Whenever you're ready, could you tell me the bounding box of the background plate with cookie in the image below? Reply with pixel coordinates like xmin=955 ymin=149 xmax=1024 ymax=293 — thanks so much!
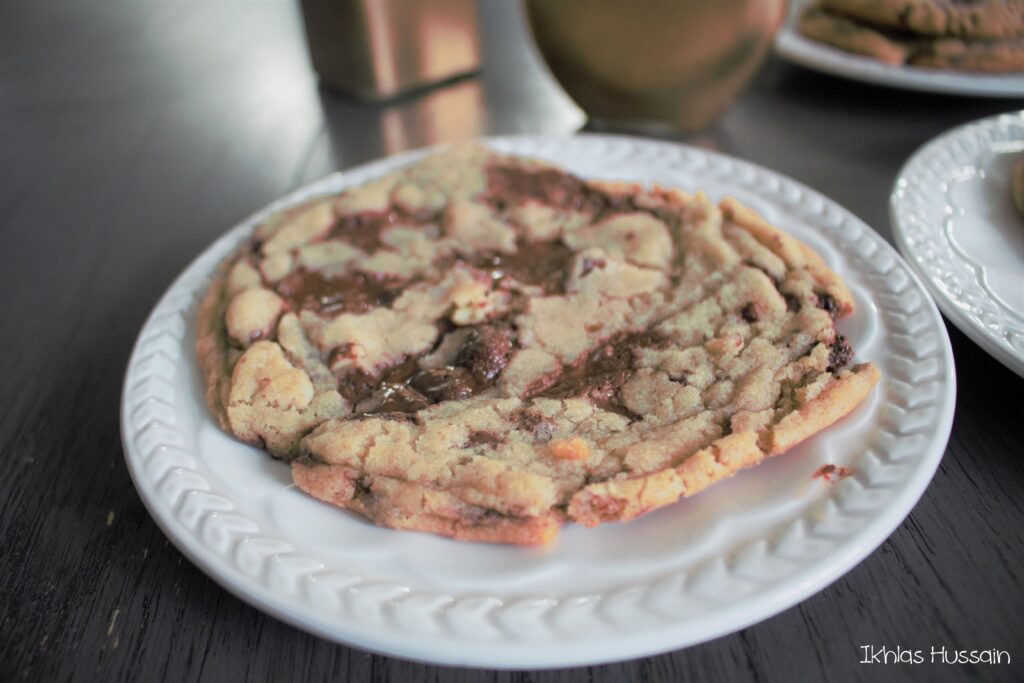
xmin=776 ymin=0 xmax=1024 ymax=96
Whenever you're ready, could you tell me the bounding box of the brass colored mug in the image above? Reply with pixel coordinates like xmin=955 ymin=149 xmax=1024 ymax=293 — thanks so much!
xmin=524 ymin=0 xmax=787 ymax=131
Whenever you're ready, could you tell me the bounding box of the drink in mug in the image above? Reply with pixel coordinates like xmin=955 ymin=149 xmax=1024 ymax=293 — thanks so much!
xmin=525 ymin=0 xmax=787 ymax=131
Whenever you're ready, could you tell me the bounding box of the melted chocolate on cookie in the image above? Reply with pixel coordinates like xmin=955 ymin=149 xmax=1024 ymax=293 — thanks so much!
xmin=276 ymin=270 xmax=407 ymax=315
xmin=409 ymin=367 xmax=476 ymax=402
xmin=466 ymin=431 xmax=504 ymax=447
xmin=484 ymin=164 xmax=676 ymax=224
xmin=341 ymin=323 xmax=676 ymax=418
xmin=328 ymin=211 xmax=398 ymax=253
xmin=468 ymin=240 xmax=576 ymax=295
xmin=536 ymin=331 xmax=670 ymax=415
xmin=339 ymin=324 xmax=513 ymax=416
xmin=327 ymin=207 xmax=441 ymax=253
xmin=293 ymin=162 xmax=832 ymax=420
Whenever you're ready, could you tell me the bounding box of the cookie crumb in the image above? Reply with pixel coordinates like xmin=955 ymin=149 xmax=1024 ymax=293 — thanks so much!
xmin=813 ymin=464 xmax=854 ymax=482
xmin=549 ymin=437 xmax=590 ymax=461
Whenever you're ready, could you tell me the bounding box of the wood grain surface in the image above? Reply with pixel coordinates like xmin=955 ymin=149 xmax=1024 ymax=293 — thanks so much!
xmin=2 ymin=1 xmax=1022 ymax=681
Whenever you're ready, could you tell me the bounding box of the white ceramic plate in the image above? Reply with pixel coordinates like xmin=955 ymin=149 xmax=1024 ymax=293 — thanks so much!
xmin=775 ymin=1 xmax=1024 ymax=97
xmin=121 ymin=135 xmax=955 ymax=668
xmin=892 ymin=112 xmax=1024 ymax=378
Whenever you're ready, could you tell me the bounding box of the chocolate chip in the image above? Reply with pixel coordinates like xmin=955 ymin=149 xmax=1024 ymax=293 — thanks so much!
xmin=456 ymin=325 xmax=512 ymax=385
xmin=635 ymin=330 xmax=673 ymax=350
xmin=515 ymin=409 xmax=544 ymax=430
xmin=744 ymin=259 xmax=782 ymax=287
xmin=466 ymin=431 xmax=503 ymax=447
xmin=827 ymin=335 xmax=853 ymax=372
xmin=337 ymin=364 xmax=380 ymax=403
xmin=355 ymin=384 xmax=430 ymax=415
xmin=580 ymin=256 xmax=606 ymax=277
xmin=740 ymin=303 xmax=760 ymax=323
xmin=784 ymin=293 xmax=801 ymax=312
xmin=514 ymin=409 xmax=555 ymax=442
xmin=409 ymin=367 xmax=475 ymax=402
xmin=354 ymin=477 xmax=373 ymax=498
xmin=465 ymin=507 xmax=508 ymax=524
xmin=294 ymin=449 xmax=328 ymax=466
xmin=817 ymin=292 xmax=839 ymax=318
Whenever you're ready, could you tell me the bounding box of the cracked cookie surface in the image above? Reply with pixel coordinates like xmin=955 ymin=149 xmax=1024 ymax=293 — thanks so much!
xmin=197 ymin=145 xmax=880 ymax=545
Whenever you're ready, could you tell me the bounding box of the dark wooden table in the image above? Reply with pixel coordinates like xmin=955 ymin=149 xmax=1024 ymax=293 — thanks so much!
xmin=3 ymin=1 xmax=1023 ymax=681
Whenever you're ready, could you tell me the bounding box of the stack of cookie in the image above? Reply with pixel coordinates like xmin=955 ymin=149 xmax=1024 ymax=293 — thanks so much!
xmin=799 ymin=0 xmax=1024 ymax=71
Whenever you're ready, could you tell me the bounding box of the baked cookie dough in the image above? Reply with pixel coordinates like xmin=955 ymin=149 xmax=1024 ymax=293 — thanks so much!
xmin=198 ymin=145 xmax=880 ymax=544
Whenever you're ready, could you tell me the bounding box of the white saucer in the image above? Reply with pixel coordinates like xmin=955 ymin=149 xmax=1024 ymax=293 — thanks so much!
xmin=122 ymin=134 xmax=956 ymax=668
xmin=892 ymin=111 xmax=1024 ymax=378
